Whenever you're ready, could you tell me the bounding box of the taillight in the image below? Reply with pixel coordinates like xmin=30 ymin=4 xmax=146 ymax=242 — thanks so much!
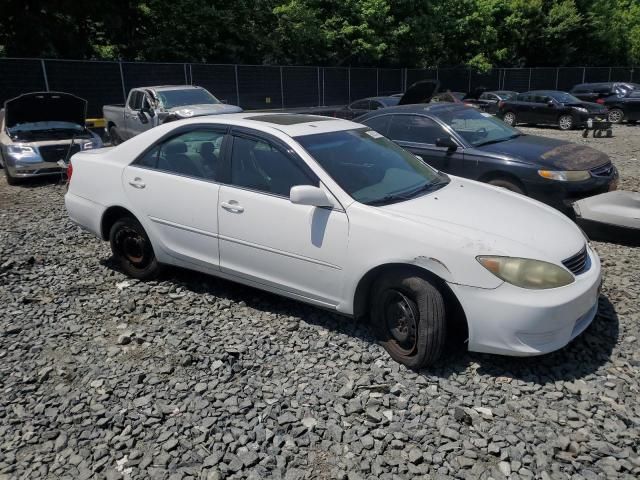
xmin=67 ymin=161 xmax=73 ymax=184
xmin=596 ymin=98 xmax=605 ymax=104
xmin=498 ymin=101 xmax=505 ymax=109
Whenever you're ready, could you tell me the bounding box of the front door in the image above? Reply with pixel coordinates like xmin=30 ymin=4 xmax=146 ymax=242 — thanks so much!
xmin=217 ymin=131 xmax=348 ymax=307
xmin=122 ymin=127 xmax=226 ymax=268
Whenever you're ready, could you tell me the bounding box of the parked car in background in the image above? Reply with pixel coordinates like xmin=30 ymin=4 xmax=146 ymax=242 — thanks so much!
xmin=358 ymin=103 xmax=617 ymax=214
xmin=0 ymin=92 xmax=103 ymax=185
xmin=103 ymin=85 xmax=242 ymax=144
xmin=473 ymin=90 xmax=518 ymax=114
xmin=431 ymin=91 xmax=465 ymax=104
xmin=497 ymin=90 xmax=608 ymax=130
xmin=570 ymin=82 xmax=640 ymax=124
xmin=298 ymin=96 xmax=402 ymax=119
xmin=65 ymin=112 xmax=601 ymax=369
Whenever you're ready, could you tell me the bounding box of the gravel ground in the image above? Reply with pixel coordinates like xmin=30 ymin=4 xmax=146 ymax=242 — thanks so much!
xmin=1 ymin=125 xmax=639 ymax=480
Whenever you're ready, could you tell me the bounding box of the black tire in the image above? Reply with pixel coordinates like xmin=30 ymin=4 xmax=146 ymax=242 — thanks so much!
xmin=607 ymin=109 xmax=624 ymax=124
xmin=558 ymin=114 xmax=574 ymax=130
xmin=606 ymin=129 xmax=613 ymax=138
xmin=109 ymin=216 xmax=161 ymax=280
xmin=371 ymin=270 xmax=446 ymax=369
xmin=502 ymin=111 xmax=516 ymax=126
xmin=487 ymin=178 xmax=525 ymax=195
xmin=109 ymin=126 xmax=123 ymax=146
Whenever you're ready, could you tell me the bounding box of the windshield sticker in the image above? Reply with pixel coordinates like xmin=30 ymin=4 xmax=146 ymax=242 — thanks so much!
xmin=366 ymin=130 xmax=384 ymax=139
xmin=481 ymin=112 xmax=492 ymax=117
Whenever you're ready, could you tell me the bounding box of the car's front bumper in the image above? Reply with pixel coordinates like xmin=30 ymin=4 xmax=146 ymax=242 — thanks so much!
xmin=449 ymin=245 xmax=601 ymax=356
xmin=5 ymin=161 xmax=65 ymax=178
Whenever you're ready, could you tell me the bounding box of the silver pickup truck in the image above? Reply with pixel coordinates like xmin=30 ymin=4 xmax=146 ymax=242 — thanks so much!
xmin=103 ymin=85 xmax=242 ymax=144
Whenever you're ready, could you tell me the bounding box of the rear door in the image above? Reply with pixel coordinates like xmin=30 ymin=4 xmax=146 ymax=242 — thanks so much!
xmin=387 ymin=114 xmax=465 ymax=174
xmin=217 ymin=129 xmax=348 ymax=306
xmin=513 ymin=94 xmax=535 ymax=122
xmin=123 ymin=90 xmax=144 ymax=139
xmin=122 ymin=127 xmax=226 ymax=268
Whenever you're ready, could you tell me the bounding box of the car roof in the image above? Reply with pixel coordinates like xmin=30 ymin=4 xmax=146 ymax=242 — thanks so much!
xmin=357 ymin=102 xmax=469 ymax=118
xmin=143 ymin=85 xmax=204 ymax=91
xmin=171 ymin=112 xmax=363 ymax=137
xmin=353 ymin=96 xmax=399 ymax=104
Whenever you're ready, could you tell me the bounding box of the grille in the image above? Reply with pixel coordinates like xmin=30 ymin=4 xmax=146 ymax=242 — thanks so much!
xmin=590 ymin=163 xmax=614 ymax=177
xmin=562 ymin=245 xmax=589 ymax=275
xmin=38 ymin=144 xmax=80 ymax=163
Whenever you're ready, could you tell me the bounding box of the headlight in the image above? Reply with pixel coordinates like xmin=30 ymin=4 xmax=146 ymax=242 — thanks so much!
xmin=538 ymin=170 xmax=591 ymax=181
xmin=574 ymin=107 xmax=588 ymax=114
xmin=7 ymin=145 xmax=36 ymax=155
xmin=81 ymin=141 xmax=94 ymax=150
xmin=477 ymin=256 xmax=574 ymax=289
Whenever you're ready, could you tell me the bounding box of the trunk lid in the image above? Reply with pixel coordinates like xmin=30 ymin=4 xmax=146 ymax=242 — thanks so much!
xmin=397 ymin=80 xmax=440 ymax=105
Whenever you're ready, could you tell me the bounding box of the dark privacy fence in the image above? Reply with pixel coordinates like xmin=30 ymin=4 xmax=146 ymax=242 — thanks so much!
xmin=0 ymin=58 xmax=636 ymax=117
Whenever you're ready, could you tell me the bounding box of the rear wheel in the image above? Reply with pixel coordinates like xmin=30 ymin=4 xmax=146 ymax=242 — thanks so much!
xmin=502 ymin=112 xmax=516 ymax=126
xmin=109 ymin=126 xmax=123 ymax=146
xmin=371 ymin=270 xmax=446 ymax=369
xmin=109 ymin=216 xmax=161 ymax=280
xmin=607 ymin=109 xmax=624 ymax=124
xmin=558 ymin=115 xmax=574 ymax=130
xmin=487 ymin=178 xmax=525 ymax=195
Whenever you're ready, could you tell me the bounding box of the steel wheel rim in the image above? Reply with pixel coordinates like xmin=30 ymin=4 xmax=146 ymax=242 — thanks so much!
xmin=383 ymin=290 xmax=418 ymax=355
xmin=608 ymin=110 xmax=623 ymax=123
xmin=115 ymin=226 xmax=151 ymax=268
xmin=504 ymin=113 xmax=515 ymax=125
xmin=559 ymin=116 xmax=572 ymax=130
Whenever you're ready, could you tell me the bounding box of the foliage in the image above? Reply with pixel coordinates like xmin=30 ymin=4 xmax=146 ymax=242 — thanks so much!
xmin=0 ymin=0 xmax=638 ymax=67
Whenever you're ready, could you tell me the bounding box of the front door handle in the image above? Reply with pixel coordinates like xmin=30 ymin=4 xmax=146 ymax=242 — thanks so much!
xmin=128 ymin=177 xmax=146 ymax=189
xmin=220 ymin=201 xmax=244 ymax=213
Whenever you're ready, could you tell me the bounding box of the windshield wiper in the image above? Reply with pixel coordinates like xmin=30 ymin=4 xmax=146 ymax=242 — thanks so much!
xmin=475 ymin=133 xmax=522 ymax=147
xmin=367 ymin=180 xmax=450 ymax=206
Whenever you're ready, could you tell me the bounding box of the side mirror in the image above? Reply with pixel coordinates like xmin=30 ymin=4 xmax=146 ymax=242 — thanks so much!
xmin=547 ymin=100 xmax=555 ymax=107
xmin=137 ymin=111 xmax=149 ymax=124
xmin=290 ymin=185 xmax=333 ymax=208
xmin=435 ymin=137 xmax=458 ymax=150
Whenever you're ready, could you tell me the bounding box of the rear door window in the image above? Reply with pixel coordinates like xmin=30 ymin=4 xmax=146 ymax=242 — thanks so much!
xmin=363 ymin=115 xmax=392 ymax=136
xmin=128 ymin=91 xmax=142 ymax=110
xmin=350 ymin=100 xmax=370 ymax=110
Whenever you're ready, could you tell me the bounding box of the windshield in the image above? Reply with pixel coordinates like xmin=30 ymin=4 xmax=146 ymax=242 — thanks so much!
xmin=296 ymin=128 xmax=448 ymax=205
xmin=8 ymin=121 xmax=84 ymax=133
xmin=548 ymin=92 xmax=582 ymax=103
xmin=157 ymin=88 xmax=220 ymax=109
xmin=437 ymin=107 xmax=521 ymax=147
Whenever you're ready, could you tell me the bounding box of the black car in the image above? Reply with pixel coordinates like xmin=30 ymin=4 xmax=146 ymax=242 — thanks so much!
xmin=473 ymin=90 xmax=518 ymax=114
xmin=295 ymin=96 xmax=401 ymax=120
xmin=497 ymin=90 xmax=608 ymax=130
xmin=570 ymin=82 xmax=640 ymax=124
xmin=357 ymin=103 xmax=618 ymax=214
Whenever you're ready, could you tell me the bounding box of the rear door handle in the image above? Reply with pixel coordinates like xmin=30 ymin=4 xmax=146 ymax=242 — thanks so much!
xmin=220 ymin=201 xmax=244 ymax=213
xmin=128 ymin=177 xmax=146 ymax=189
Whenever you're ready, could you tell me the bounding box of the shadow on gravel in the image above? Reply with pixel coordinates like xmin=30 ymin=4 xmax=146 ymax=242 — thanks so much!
xmin=104 ymin=259 xmax=619 ymax=384
xmin=1 ymin=173 xmax=66 ymax=188
xmin=425 ymin=294 xmax=619 ymax=384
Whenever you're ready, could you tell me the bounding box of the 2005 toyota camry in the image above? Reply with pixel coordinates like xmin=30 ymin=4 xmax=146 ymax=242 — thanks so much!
xmin=65 ymin=113 xmax=601 ymax=369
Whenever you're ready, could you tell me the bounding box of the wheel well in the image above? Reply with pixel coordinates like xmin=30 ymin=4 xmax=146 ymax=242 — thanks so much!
xmin=353 ymin=263 xmax=468 ymax=341
xmin=107 ymin=121 xmax=116 ymax=130
xmin=101 ymin=206 xmax=135 ymax=240
xmin=479 ymin=171 xmax=527 ymax=193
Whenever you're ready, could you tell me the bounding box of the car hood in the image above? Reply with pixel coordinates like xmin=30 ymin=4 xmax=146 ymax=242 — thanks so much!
xmin=4 ymin=92 xmax=87 ymax=129
xmin=167 ymin=103 xmax=243 ymax=117
xmin=397 ymin=80 xmax=439 ymax=105
xmin=379 ymin=177 xmax=584 ymax=262
xmin=565 ymin=101 xmax=607 ymax=114
xmin=472 ymin=134 xmax=610 ymax=170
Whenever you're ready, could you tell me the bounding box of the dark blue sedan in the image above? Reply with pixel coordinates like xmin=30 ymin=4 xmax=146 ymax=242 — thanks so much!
xmin=357 ymin=103 xmax=618 ymax=215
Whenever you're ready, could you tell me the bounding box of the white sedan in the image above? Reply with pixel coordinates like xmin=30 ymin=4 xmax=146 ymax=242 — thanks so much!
xmin=65 ymin=113 xmax=601 ymax=369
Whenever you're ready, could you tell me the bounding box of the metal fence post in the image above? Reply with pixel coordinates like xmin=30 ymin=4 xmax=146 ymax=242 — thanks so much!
xmin=528 ymin=68 xmax=532 ymax=90
xmin=555 ymin=68 xmax=559 ymax=89
xmin=582 ymin=67 xmax=586 ymax=83
xmin=234 ymin=65 xmax=240 ymax=106
xmin=348 ymin=67 xmax=351 ymax=103
xmin=118 ymin=61 xmax=127 ymax=103
xmin=322 ymin=68 xmax=325 ymax=106
xmin=608 ymin=67 xmax=612 ymax=82
xmin=317 ymin=67 xmax=321 ymax=106
xmin=279 ymin=66 xmax=285 ymax=109
xmin=40 ymin=59 xmax=49 ymax=91
xmin=189 ymin=64 xmax=193 ymax=85
xmin=468 ymin=69 xmax=472 ymax=92
xmin=376 ymin=68 xmax=379 ymax=96
xmin=183 ymin=63 xmax=188 ymax=84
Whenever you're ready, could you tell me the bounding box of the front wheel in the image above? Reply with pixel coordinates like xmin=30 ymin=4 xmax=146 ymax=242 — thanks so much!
xmin=502 ymin=112 xmax=516 ymax=126
xmin=109 ymin=216 xmax=162 ymax=280
xmin=607 ymin=109 xmax=624 ymax=124
xmin=371 ymin=271 xmax=446 ymax=369
xmin=109 ymin=126 xmax=123 ymax=146
xmin=487 ymin=178 xmax=525 ymax=195
xmin=558 ymin=115 xmax=574 ymax=130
